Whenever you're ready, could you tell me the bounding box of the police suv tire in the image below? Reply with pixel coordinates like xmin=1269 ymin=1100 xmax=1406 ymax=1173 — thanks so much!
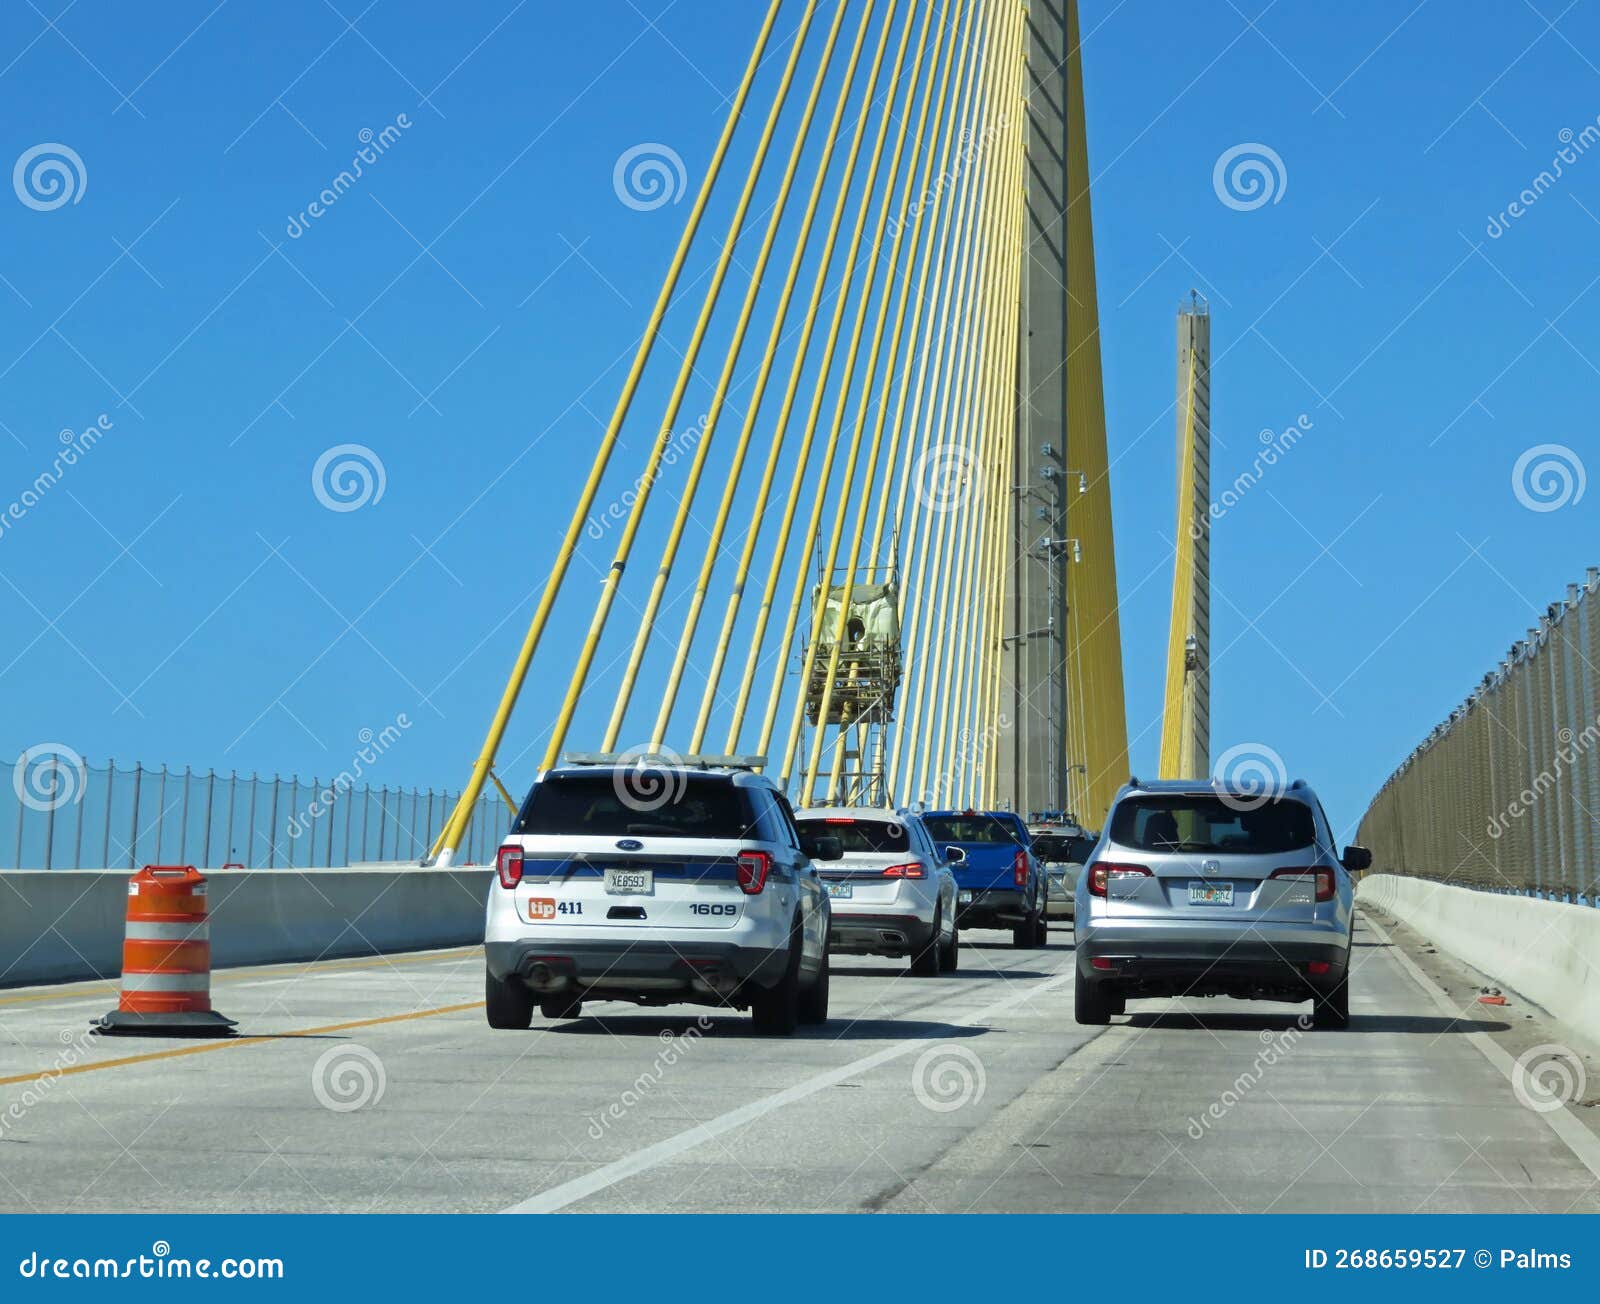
xmin=798 ymin=939 xmax=830 ymax=1026
xmin=485 ymin=970 xmax=534 ymax=1030
xmin=752 ymin=925 xmax=803 ymax=1036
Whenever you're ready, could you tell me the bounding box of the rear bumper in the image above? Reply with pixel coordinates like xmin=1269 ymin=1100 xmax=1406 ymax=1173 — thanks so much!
xmin=955 ymin=887 xmax=1029 ymax=928
xmin=485 ymin=938 xmax=788 ymax=999
xmin=829 ymin=912 xmax=933 ymax=955
xmin=1076 ymin=921 xmax=1350 ymax=997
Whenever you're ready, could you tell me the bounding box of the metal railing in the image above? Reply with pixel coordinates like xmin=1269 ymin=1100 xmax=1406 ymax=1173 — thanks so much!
xmin=1359 ymin=566 xmax=1600 ymax=902
xmin=2 ymin=755 xmax=510 ymax=870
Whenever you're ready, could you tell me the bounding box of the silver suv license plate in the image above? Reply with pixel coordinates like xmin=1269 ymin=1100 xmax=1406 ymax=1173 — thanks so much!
xmin=1188 ymin=882 xmax=1233 ymax=907
xmin=604 ymin=867 xmax=653 ymax=895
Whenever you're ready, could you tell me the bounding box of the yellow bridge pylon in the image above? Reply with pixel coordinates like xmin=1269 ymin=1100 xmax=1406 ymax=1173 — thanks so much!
xmin=1159 ymin=296 xmax=1212 ymax=780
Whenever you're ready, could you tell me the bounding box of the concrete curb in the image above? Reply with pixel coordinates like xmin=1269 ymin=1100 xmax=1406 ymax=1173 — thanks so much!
xmin=0 ymin=869 xmax=492 ymax=988
xmin=1358 ymin=873 xmax=1600 ymax=1045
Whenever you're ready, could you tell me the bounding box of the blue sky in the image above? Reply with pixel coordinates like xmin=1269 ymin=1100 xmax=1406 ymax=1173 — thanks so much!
xmin=1 ymin=0 xmax=1598 ymax=840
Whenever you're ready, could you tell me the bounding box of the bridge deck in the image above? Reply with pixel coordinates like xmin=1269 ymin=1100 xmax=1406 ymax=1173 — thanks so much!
xmin=1 ymin=913 xmax=1595 ymax=1214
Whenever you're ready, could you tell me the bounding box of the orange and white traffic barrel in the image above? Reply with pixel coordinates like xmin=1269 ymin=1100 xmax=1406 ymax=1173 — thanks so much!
xmin=93 ymin=865 xmax=235 ymax=1037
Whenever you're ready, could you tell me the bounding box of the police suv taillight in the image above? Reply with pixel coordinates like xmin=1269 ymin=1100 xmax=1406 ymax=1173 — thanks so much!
xmin=736 ymin=849 xmax=772 ymax=895
xmin=496 ymin=845 xmax=524 ymax=889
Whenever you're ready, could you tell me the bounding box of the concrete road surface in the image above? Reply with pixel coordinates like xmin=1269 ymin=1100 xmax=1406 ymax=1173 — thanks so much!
xmin=2 ymin=909 xmax=1597 ymax=1213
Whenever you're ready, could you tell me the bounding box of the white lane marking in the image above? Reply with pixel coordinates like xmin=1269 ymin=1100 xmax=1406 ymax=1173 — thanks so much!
xmin=1365 ymin=910 xmax=1600 ymax=1183
xmin=501 ymin=962 xmax=1079 ymax=1214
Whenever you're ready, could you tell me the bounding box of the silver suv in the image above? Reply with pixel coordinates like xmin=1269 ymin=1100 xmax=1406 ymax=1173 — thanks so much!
xmin=1073 ymin=778 xmax=1370 ymax=1028
xmin=793 ymin=807 xmax=959 ymax=975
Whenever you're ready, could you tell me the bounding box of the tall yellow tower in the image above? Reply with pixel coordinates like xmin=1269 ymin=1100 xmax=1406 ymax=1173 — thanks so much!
xmin=1159 ymin=296 xmax=1211 ymax=779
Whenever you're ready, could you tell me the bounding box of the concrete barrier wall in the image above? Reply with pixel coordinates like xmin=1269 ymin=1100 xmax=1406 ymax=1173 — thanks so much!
xmin=0 ymin=869 xmax=493 ymax=988
xmin=1359 ymin=873 xmax=1600 ymax=1045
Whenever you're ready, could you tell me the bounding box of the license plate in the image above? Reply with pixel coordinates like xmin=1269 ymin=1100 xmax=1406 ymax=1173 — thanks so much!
xmin=604 ymin=868 xmax=653 ymax=895
xmin=826 ymin=882 xmax=853 ymax=899
xmin=958 ymin=890 xmax=973 ymax=904
xmin=1188 ymin=882 xmax=1234 ymax=907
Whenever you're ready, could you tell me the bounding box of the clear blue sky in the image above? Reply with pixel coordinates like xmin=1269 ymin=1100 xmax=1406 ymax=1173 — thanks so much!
xmin=2 ymin=0 xmax=1597 ymax=840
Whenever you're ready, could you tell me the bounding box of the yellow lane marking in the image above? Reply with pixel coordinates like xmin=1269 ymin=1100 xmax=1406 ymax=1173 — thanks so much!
xmin=0 ymin=1000 xmax=485 ymax=1088
xmin=0 ymin=946 xmax=481 ymax=1007
xmin=0 ymin=984 xmax=118 ymax=1006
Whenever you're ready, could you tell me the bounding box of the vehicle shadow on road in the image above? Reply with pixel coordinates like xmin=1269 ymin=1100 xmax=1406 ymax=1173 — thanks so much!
xmin=1121 ymin=1010 xmax=1512 ymax=1034
xmin=1344 ymin=1013 xmax=1512 ymax=1034
xmin=829 ymin=964 xmax=1053 ymax=981
xmin=960 ymin=937 xmax=1074 ymax=953
xmin=805 ymin=1017 xmax=985 ymax=1041
xmin=538 ymin=1013 xmax=988 ymax=1040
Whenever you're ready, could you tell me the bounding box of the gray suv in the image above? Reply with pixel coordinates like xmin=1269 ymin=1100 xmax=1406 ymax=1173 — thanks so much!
xmin=1073 ymin=778 xmax=1369 ymax=1028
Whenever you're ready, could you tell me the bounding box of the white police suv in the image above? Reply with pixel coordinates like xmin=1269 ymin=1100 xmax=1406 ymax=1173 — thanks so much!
xmin=484 ymin=754 xmax=838 ymax=1036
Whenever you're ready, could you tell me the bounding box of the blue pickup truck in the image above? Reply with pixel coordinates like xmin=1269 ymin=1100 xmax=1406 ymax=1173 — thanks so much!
xmin=921 ymin=810 xmax=1049 ymax=948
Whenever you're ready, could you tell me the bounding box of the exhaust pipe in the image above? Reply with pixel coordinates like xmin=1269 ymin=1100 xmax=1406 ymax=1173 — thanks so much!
xmin=526 ymin=961 xmax=572 ymax=991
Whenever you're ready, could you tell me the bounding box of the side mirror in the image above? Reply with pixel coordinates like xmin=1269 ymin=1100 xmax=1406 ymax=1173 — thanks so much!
xmin=1342 ymin=845 xmax=1372 ymax=873
xmin=943 ymin=845 xmax=966 ymax=865
xmin=803 ymin=834 xmax=843 ymax=862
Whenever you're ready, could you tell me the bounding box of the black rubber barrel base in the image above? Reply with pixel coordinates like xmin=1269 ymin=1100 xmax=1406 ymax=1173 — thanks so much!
xmin=92 ymin=1009 xmax=237 ymax=1038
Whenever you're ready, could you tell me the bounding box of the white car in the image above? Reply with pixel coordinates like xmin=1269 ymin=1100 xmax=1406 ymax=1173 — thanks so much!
xmin=484 ymin=756 xmax=836 ymax=1036
xmin=793 ymin=806 xmax=958 ymax=975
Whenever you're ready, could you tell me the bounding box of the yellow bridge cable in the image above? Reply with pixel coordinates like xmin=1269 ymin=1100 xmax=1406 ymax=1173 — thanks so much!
xmin=979 ymin=103 xmax=1027 ymax=815
xmin=920 ymin=68 xmax=1014 ymax=806
xmin=648 ymin=1 xmax=880 ymax=754
xmin=814 ymin=0 xmax=993 ymax=807
xmin=877 ymin=0 xmax=999 ymax=598
xmin=597 ymin=0 xmax=853 ymax=750
xmin=429 ymin=0 xmax=784 ymax=861
xmin=673 ymin=3 xmax=903 ymax=756
xmin=974 ymin=130 xmax=1024 ymax=807
xmin=540 ymin=0 xmax=823 ymax=771
xmin=938 ymin=183 xmax=1011 ymax=801
xmin=960 ymin=17 xmax=1026 ymax=807
xmin=959 ymin=74 xmax=1025 ymax=807
xmin=862 ymin=2 xmax=991 ymax=580
xmin=757 ymin=0 xmax=940 ymax=777
xmin=787 ymin=0 xmax=967 ymax=799
xmin=980 ymin=24 xmax=1038 ymax=810
xmin=715 ymin=0 xmax=915 ymax=755
xmin=791 ymin=0 xmax=971 ymax=802
xmin=707 ymin=0 xmax=985 ymax=764
xmin=893 ymin=9 xmax=1009 ymax=803
xmin=883 ymin=0 xmax=1003 ymax=799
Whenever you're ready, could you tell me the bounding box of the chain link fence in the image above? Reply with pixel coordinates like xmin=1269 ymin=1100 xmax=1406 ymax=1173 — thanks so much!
xmin=2 ymin=753 xmax=510 ymax=870
xmin=1359 ymin=567 xmax=1600 ymax=902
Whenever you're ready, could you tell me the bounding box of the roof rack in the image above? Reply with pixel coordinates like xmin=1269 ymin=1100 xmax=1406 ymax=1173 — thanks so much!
xmin=560 ymin=751 xmax=767 ymax=772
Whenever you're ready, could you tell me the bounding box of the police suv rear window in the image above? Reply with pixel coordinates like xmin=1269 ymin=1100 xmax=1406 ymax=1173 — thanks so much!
xmin=795 ymin=818 xmax=908 ymax=854
xmin=513 ymin=773 xmax=753 ymax=839
xmin=1108 ymin=796 xmax=1314 ymax=854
